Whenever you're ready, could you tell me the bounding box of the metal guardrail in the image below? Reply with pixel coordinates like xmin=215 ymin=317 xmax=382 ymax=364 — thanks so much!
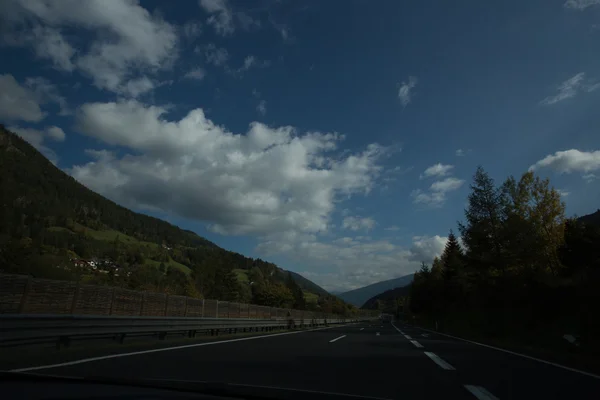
xmin=0 ymin=314 xmax=360 ymax=348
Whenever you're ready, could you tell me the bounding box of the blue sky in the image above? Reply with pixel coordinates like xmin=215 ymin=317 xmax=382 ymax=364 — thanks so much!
xmin=1 ymin=0 xmax=599 ymax=291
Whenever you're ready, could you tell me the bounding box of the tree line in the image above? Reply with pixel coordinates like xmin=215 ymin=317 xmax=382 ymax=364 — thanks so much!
xmin=408 ymin=167 xmax=600 ymax=350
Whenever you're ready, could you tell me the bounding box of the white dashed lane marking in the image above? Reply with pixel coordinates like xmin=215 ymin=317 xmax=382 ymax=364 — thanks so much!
xmin=410 ymin=340 xmax=424 ymax=348
xmin=329 ymin=335 xmax=346 ymax=343
xmin=464 ymin=385 xmax=499 ymax=400
xmin=424 ymin=352 xmax=455 ymax=370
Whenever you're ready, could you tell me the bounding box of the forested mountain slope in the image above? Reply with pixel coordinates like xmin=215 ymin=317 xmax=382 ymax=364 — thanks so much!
xmin=361 ymin=285 xmax=411 ymax=312
xmin=0 ymin=126 xmax=347 ymax=313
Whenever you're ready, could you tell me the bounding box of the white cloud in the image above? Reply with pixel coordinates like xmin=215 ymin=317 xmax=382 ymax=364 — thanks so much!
xmin=529 ymin=149 xmax=600 ymax=174
xmin=185 ymin=67 xmax=206 ymax=81
xmin=540 ymin=72 xmax=600 ymax=105
xmin=25 ymin=77 xmax=70 ymax=116
xmin=46 ymin=126 xmax=66 ymax=142
xmin=200 ymin=0 xmax=234 ymax=36
xmin=420 ymin=163 xmax=454 ymax=179
xmin=202 ymin=44 xmax=229 ymax=66
xmin=583 ymin=173 xmax=597 ymax=183
xmin=256 ymin=100 xmax=267 ymax=115
xmin=2 ymin=0 xmax=178 ymax=96
xmin=236 ymin=12 xmax=261 ymax=31
xmin=398 ymin=76 xmax=418 ymax=107
xmin=408 ymin=235 xmax=447 ymax=263
xmin=557 ymin=190 xmax=570 ymax=197
xmin=385 ymin=225 xmax=401 ymax=231
xmin=260 ymin=234 xmax=447 ymax=292
xmin=30 ymin=25 xmax=76 ymax=71
xmin=587 ymin=82 xmax=600 ymax=92
xmin=455 ymin=149 xmax=465 ymax=156
xmin=182 ymin=20 xmax=202 ymax=38
xmin=240 ymin=56 xmax=256 ymax=71
xmin=430 ymin=177 xmax=465 ymax=192
xmin=271 ymin=20 xmax=290 ymax=41
xmin=411 ymin=189 xmax=444 ymax=206
xmin=0 ymin=75 xmax=69 ymax=121
xmin=540 ymin=73 xmax=584 ymax=105
xmin=0 ymin=74 xmax=45 ymax=122
xmin=8 ymin=125 xmax=66 ymax=164
xmin=564 ymin=0 xmax=600 ymax=10
xmin=342 ymin=216 xmax=376 ymax=232
xmin=119 ymin=76 xmax=155 ymax=98
xmin=199 ymin=0 xmax=260 ymax=36
xmin=237 ymin=55 xmax=270 ymax=74
xmin=71 ymin=100 xmax=385 ymax=237
xmin=412 ymin=177 xmax=465 ymax=207
xmin=199 ymin=0 xmax=229 ymax=14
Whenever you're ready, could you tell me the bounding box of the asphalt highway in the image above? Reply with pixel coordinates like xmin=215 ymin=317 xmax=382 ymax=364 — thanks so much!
xmin=8 ymin=321 xmax=600 ymax=399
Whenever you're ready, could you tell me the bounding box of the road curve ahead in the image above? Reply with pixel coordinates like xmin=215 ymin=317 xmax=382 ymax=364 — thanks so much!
xmin=9 ymin=322 xmax=600 ymax=399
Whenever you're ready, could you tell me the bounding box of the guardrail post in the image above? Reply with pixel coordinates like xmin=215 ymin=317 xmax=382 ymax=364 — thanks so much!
xmin=139 ymin=293 xmax=145 ymax=316
xmin=109 ymin=288 xmax=116 ymax=315
xmin=70 ymin=282 xmax=80 ymax=314
xmin=18 ymin=276 xmax=32 ymax=313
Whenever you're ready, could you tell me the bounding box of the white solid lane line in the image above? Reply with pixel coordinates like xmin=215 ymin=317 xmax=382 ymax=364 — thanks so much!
xmin=414 ymin=326 xmax=600 ymax=380
xmin=404 ymin=334 xmax=412 ymax=340
xmin=11 ymin=325 xmax=343 ymax=372
xmin=424 ymin=352 xmax=456 ymax=370
xmin=464 ymin=385 xmax=499 ymax=400
xmin=410 ymin=340 xmax=424 ymax=348
xmin=231 ymin=383 xmax=395 ymax=400
xmin=330 ymin=335 xmax=347 ymax=343
xmin=390 ymin=321 xmax=405 ymax=336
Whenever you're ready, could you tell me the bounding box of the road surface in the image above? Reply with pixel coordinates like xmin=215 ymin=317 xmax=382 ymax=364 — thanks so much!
xmin=9 ymin=321 xmax=600 ymax=399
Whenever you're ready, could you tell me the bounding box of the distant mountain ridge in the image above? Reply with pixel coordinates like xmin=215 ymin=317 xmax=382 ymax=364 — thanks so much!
xmin=361 ymin=285 xmax=412 ymax=311
xmin=337 ymin=274 xmax=414 ymax=307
